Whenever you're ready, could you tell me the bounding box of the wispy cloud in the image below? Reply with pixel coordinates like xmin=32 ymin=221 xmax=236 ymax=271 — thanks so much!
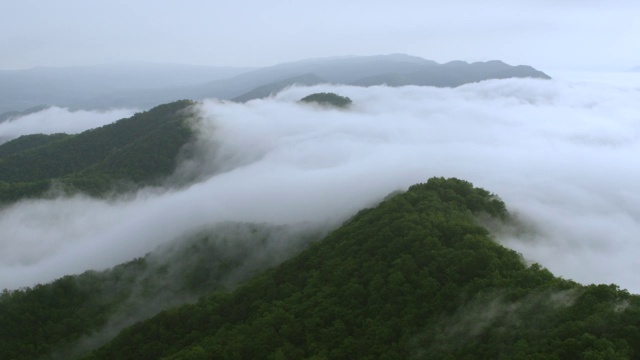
xmin=1 ymin=75 xmax=639 ymax=292
xmin=0 ymin=107 xmax=135 ymax=143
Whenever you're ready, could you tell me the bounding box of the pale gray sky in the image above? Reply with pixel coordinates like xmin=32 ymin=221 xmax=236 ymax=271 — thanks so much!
xmin=1 ymin=1 xmax=639 ymax=70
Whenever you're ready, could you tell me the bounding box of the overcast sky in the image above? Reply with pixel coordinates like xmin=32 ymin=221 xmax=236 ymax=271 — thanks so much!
xmin=1 ymin=0 xmax=639 ymax=71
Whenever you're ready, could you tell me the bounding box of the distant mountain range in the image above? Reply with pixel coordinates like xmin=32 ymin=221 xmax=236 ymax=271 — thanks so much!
xmin=0 ymin=54 xmax=550 ymax=114
xmin=0 ymin=105 xmax=50 ymax=123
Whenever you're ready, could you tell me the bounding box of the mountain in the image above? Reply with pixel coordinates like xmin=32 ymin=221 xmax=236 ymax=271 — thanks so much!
xmin=299 ymin=92 xmax=353 ymax=108
xmin=81 ymin=178 xmax=640 ymax=359
xmin=0 ymin=105 xmax=49 ymax=123
xmin=0 ymin=100 xmax=195 ymax=202
xmin=0 ymin=177 xmax=616 ymax=359
xmin=0 ymin=55 xmax=551 ymax=113
xmin=181 ymin=55 xmax=550 ymax=103
xmin=0 ymin=222 xmax=327 ymax=360
xmin=352 ymin=60 xmax=551 ymax=87
xmin=229 ymin=54 xmax=436 ymax=86
xmin=232 ymin=73 xmax=326 ymax=102
xmin=2 ymin=178 xmax=639 ymax=359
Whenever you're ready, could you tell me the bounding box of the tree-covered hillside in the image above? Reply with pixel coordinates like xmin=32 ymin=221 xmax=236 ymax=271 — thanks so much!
xmin=299 ymin=92 xmax=352 ymax=108
xmin=0 ymin=100 xmax=195 ymax=202
xmin=0 ymin=223 xmax=327 ymax=360
xmin=76 ymin=178 xmax=640 ymax=359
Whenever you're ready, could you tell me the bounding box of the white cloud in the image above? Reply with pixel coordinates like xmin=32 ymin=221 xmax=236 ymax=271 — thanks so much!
xmin=0 ymin=107 xmax=135 ymax=143
xmin=1 ymin=74 xmax=639 ymax=293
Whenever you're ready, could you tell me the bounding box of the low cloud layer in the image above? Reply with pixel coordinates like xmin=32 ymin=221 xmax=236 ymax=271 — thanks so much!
xmin=1 ymin=74 xmax=639 ymax=292
xmin=0 ymin=107 xmax=135 ymax=143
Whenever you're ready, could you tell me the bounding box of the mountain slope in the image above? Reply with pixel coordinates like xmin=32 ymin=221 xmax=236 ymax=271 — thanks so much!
xmin=0 ymin=100 xmax=195 ymax=202
xmin=352 ymin=60 xmax=550 ymax=87
xmin=0 ymin=222 xmax=328 ymax=360
xmin=0 ymin=133 xmax=71 ymax=158
xmin=83 ymin=178 xmax=640 ymax=359
xmin=182 ymin=55 xmax=550 ymax=102
xmin=0 ymin=55 xmax=551 ymax=112
xmin=0 ymin=105 xmax=50 ymax=123
xmin=232 ymin=73 xmax=326 ymax=102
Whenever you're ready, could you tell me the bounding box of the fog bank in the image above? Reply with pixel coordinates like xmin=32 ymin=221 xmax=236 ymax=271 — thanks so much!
xmin=1 ymin=74 xmax=639 ymax=292
xmin=0 ymin=107 xmax=135 ymax=144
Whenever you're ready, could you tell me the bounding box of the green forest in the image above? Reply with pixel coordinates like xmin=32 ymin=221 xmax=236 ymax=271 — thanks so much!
xmin=2 ymin=177 xmax=639 ymax=359
xmin=0 ymin=223 xmax=326 ymax=360
xmin=299 ymin=93 xmax=352 ymax=108
xmin=0 ymin=100 xmax=195 ymax=203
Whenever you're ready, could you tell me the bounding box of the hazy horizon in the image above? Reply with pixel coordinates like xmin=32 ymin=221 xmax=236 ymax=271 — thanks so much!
xmin=2 ymin=1 xmax=639 ymax=71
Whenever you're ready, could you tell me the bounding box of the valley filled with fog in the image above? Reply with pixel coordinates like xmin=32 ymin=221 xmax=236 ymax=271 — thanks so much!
xmin=1 ymin=72 xmax=639 ymax=293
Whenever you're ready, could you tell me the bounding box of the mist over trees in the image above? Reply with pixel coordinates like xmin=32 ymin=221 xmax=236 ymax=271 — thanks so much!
xmin=1 ymin=60 xmax=639 ymax=359
xmin=0 ymin=222 xmax=327 ymax=359
xmin=2 ymin=178 xmax=640 ymax=359
xmin=0 ymin=100 xmax=194 ymax=202
xmin=80 ymin=178 xmax=640 ymax=359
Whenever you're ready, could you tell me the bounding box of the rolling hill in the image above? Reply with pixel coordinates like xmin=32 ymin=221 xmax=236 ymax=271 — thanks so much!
xmin=0 ymin=222 xmax=328 ymax=360
xmin=76 ymin=178 xmax=640 ymax=359
xmin=0 ymin=100 xmax=195 ymax=202
xmin=2 ymin=178 xmax=637 ymax=359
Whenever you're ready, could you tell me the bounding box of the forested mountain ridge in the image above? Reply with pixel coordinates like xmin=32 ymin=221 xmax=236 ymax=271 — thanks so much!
xmin=77 ymin=178 xmax=640 ymax=359
xmin=0 ymin=100 xmax=195 ymax=202
xmin=299 ymin=92 xmax=353 ymax=108
xmin=0 ymin=222 xmax=328 ymax=360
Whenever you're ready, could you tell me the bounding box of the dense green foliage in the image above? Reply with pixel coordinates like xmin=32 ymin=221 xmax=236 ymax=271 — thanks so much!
xmin=77 ymin=178 xmax=640 ymax=359
xmin=299 ymin=92 xmax=352 ymax=108
xmin=0 ymin=223 xmax=325 ymax=360
xmin=0 ymin=133 xmax=71 ymax=158
xmin=0 ymin=100 xmax=195 ymax=202
xmin=3 ymin=178 xmax=638 ymax=359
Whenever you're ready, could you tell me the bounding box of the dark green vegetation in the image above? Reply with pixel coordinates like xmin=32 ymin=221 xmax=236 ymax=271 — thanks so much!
xmin=51 ymin=178 xmax=637 ymax=359
xmin=299 ymin=92 xmax=353 ymax=108
xmin=0 ymin=100 xmax=195 ymax=202
xmin=3 ymin=178 xmax=638 ymax=359
xmin=0 ymin=223 xmax=327 ymax=360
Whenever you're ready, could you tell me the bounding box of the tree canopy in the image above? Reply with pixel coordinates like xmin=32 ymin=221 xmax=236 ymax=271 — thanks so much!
xmin=0 ymin=100 xmax=195 ymax=202
xmin=76 ymin=178 xmax=640 ymax=359
xmin=299 ymin=92 xmax=352 ymax=108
